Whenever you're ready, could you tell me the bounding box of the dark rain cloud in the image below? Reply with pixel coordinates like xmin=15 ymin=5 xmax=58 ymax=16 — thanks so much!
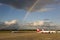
xmin=0 ymin=0 xmax=60 ymax=11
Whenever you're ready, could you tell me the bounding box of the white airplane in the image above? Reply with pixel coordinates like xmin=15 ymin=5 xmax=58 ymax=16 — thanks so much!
xmin=11 ymin=31 xmax=19 ymax=33
xmin=37 ymin=28 xmax=56 ymax=33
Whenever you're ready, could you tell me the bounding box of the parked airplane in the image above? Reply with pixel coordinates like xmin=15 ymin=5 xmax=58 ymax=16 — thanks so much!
xmin=37 ymin=28 xmax=56 ymax=33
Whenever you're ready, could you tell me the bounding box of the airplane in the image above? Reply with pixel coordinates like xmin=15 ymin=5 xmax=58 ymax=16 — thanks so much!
xmin=37 ymin=28 xmax=56 ymax=33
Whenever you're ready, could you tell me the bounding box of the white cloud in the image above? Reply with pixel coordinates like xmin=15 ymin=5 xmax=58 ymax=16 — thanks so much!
xmin=28 ymin=21 xmax=44 ymax=26
xmin=5 ymin=20 xmax=17 ymax=25
xmin=27 ymin=20 xmax=56 ymax=26
xmin=37 ymin=8 xmax=54 ymax=12
xmin=32 ymin=21 xmax=44 ymax=26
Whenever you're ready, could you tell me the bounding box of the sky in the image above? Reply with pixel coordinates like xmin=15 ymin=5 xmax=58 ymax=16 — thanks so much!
xmin=0 ymin=0 xmax=60 ymax=25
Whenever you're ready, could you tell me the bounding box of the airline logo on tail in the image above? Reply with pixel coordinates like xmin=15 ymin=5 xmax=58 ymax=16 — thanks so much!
xmin=37 ymin=28 xmax=40 ymax=32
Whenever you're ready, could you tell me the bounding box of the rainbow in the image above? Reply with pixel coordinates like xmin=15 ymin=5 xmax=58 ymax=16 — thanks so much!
xmin=23 ymin=0 xmax=39 ymax=21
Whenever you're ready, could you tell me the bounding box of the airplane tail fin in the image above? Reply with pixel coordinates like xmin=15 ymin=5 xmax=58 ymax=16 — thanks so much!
xmin=37 ymin=28 xmax=40 ymax=32
xmin=42 ymin=29 xmax=44 ymax=31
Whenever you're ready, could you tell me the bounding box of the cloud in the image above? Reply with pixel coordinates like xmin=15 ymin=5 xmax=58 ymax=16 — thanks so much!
xmin=5 ymin=20 xmax=17 ymax=25
xmin=0 ymin=20 xmax=20 ymax=30
xmin=0 ymin=0 xmax=60 ymax=11
xmin=37 ymin=8 xmax=54 ymax=12
xmin=27 ymin=20 xmax=56 ymax=26
xmin=27 ymin=20 xmax=45 ymax=26
xmin=32 ymin=21 xmax=44 ymax=26
xmin=0 ymin=20 xmax=59 ymax=30
xmin=0 ymin=3 xmax=3 ymax=5
xmin=24 ymin=20 xmax=58 ymax=30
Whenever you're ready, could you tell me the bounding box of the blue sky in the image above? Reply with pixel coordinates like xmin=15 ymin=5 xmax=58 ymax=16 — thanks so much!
xmin=0 ymin=3 xmax=60 ymax=25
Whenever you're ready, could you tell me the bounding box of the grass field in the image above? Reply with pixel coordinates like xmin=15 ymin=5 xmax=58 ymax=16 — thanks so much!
xmin=0 ymin=31 xmax=60 ymax=40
